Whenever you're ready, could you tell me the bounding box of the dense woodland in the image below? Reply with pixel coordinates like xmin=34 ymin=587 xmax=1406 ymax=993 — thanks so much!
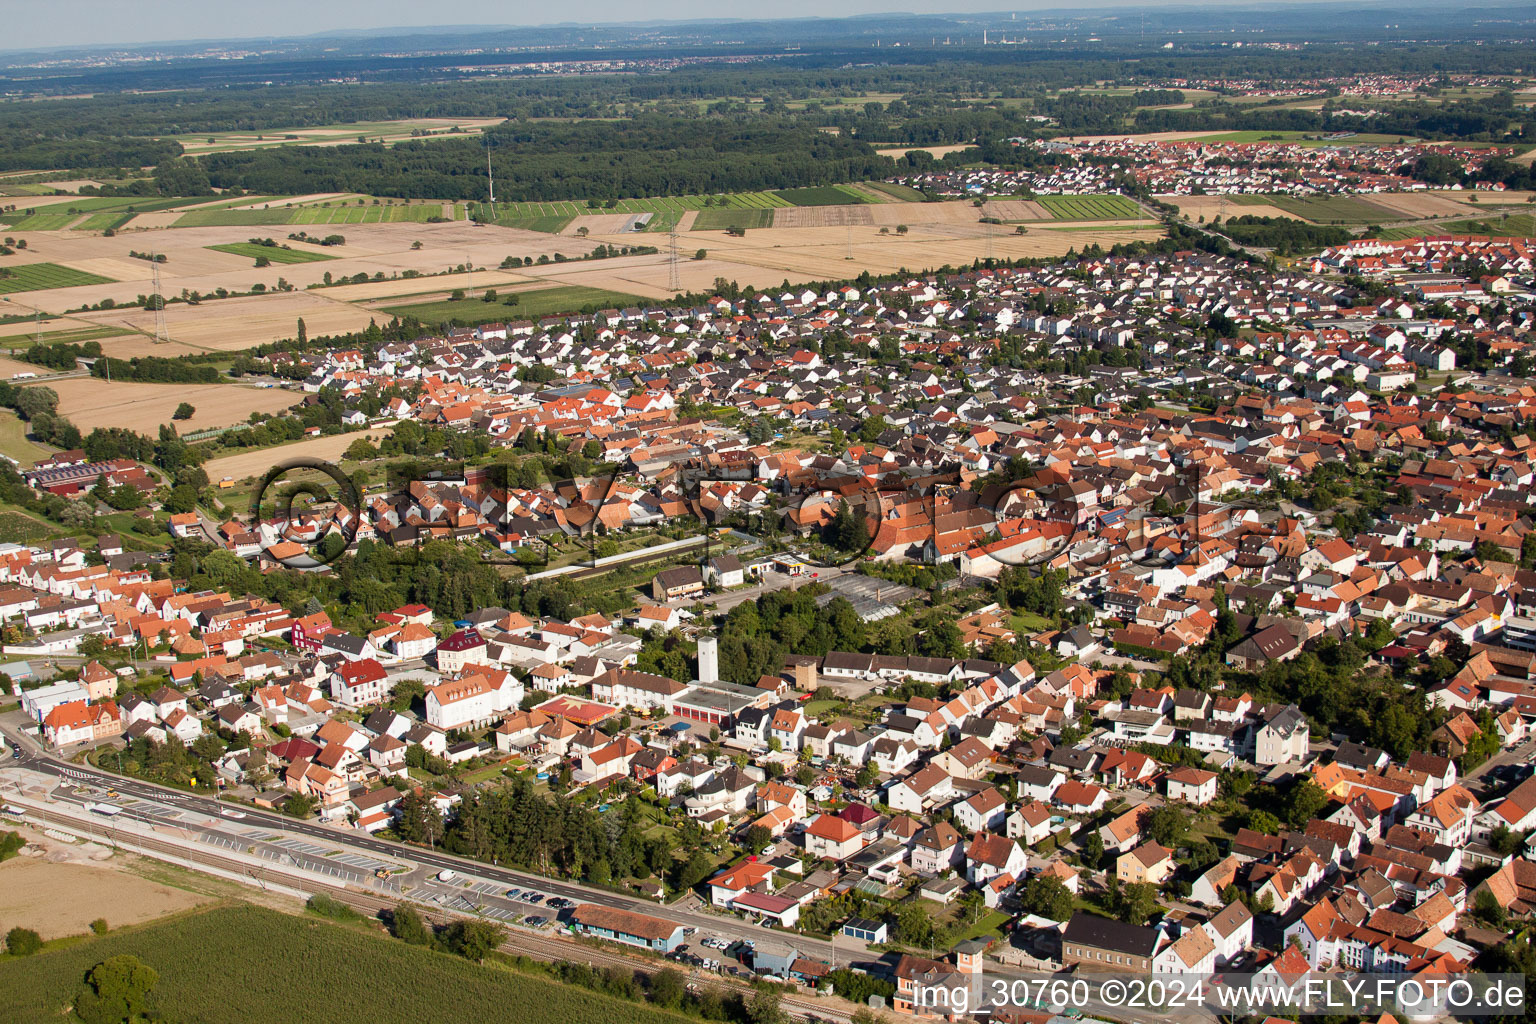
xmin=199 ymin=118 xmax=894 ymax=201
xmin=0 ymin=40 xmax=1529 ymax=185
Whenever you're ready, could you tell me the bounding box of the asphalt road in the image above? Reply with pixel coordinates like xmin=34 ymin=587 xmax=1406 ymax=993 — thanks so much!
xmin=0 ymin=722 xmax=863 ymax=967
xmin=0 ymin=724 xmax=1202 ymax=1024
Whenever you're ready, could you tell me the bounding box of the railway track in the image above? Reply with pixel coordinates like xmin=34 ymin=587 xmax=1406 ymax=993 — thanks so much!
xmin=23 ymin=804 xmax=857 ymax=1024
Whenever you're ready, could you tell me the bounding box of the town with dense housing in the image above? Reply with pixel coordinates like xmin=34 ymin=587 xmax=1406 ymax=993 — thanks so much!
xmin=0 ymin=8 xmax=1535 ymax=1024
xmin=4 ymin=203 xmax=1536 ymax=1022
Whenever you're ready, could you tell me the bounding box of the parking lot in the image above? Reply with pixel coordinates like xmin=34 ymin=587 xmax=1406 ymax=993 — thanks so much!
xmin=668 ymin=931 xmax=755 ymax=974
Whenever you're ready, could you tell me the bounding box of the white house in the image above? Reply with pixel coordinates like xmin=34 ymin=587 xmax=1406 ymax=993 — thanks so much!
xmin=426 ymin=672 xmax=523 ymax=731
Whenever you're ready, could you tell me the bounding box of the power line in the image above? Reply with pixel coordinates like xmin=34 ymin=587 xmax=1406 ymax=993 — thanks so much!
xmin=150 ymin=258 xmax=167 ymax=344
xmin=667 ymin=228 xmax=681 ymax=293
xmin=485 ymin=136 xmax=496 ymax=206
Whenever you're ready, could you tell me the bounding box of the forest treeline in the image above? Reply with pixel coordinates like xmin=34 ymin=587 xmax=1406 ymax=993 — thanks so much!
xmin=0 ymin=41 xmax=1531 ymax=176
xmin=199 ymin=117 xmax=896 ymax=201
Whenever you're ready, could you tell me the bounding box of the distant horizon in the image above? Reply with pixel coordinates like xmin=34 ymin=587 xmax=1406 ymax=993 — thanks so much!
xmin=1 ymin=0 xmax=1498 ymax=54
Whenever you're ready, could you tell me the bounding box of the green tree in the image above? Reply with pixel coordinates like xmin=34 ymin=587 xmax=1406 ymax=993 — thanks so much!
xmin=391 ymin=904 xmax=434 ymax=946
xmin=391 ymin=677 xmax=426 ymax=713
xmin=1145 ymin=805 xmax=1189 ymax=849
xmin=172 ymin=402 xmax=195 ymax=421
xmin=1079 ymin=831 xmax=1105 ymax=869
xmin=14 ymin=385 xmax=58 ymax=420
xmin=73 ymin=954 xmax=160 ymax=1024
xmin=893 ymin=900 xmax=935 ymax=947
xmin=5 ymin=926 xmax=42 ymax=955
xmin=441 ymin=918 xmax=503 ymax=962
xmin=748 ymin=988 xmax=786 ymax=1024
xmin=1245 ymin=809 xmax=1282 ymax=835
xmin=649 ymin=966 xmax=685 ymax=1008
xmin=283 ymin=792 xmax=316 ymax=818
xmin=1114 ymin=882 xmax=1159 ymax=925
xmin=1019 ymin=875 xmax=1073 ymax=921
xmin=744 ymin=824 xmax=773 ymax=854
xmin=345 ymin=437 xmax=378 ymax=461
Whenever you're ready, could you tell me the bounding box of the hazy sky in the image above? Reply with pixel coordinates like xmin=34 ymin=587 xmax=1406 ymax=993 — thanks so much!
xmin=10 ymin=1 xmax=1229 ymax=51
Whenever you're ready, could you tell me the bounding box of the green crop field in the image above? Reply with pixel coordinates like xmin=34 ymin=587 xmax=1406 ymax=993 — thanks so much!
xmin=381 ymin=284 xmax=649 ymax=325
xmin=691 ymin=207 xmax=776 ymax=231
xmin=207 ymin=242 xmax=338 ymax=264
xmin=176 ymin=203 xmax=448 ymax=228
xmin=1038 ymin=194 xmax=1142 ymax=220
xmin=0 ymin=262 xmax=114 ymax=294
xmin=1 ymin=212 xmax=77 ymax=230
xmin=471 ymin=191 xmax=794 ymax=233
xmin=16 ymin=324 xmax=131 ymax=345
xmin=0 ymin=903 xmax=698 ymax=1024
xmin=466 ymin=205 xmax=579 ymax=232
xmin=865 ymin=181 xmax=928 ymax=202
xmin=75 ymin=212 xmax=135 ymax=231
xmin=0 ymin=509 xmax=56 ymax=543
xmin=1240 ymin=194 xmax=1400 ymax=224
xmin=773 ymin=185 xmax=871 ymax=206
xmin=0 ymin=196 xmax=200 ymax=231
xmin=1380 ymin=212 xmax=1536 ymax=241
xmin=0 ymin=411 xmax=50 ymax=468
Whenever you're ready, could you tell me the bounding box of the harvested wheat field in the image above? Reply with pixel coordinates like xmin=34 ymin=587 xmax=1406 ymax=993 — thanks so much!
xmin=49 ymin=377 xmax=301 ymax=433
xmin=669 ymin=222 xmax=1165 ymax=281
xmin=37 ymin=179 xmax=106 ymax=193
xmin=3 ymin=220 xmax=599 ymax=317
xmin=1362 ymin=192 xmax=1495 ymax=219
xmin=563 ymin=213 xmax=651 ymax=235
xmin=0 ymin=353 xmax=44 ymax=377
xmin=981 ymin=199 xmax=1054 ymax=221
xmin=1066 ymin=131 xmax=1219 ymax=143
xmin=75 ymin=291 xmax=377 ymax=355
xmin=773 ymin=205 xmax=876 ymax=228
xmin=203 ymin=428 xmax=390 ymax=482
xmin=874 ymin=144 xmax=975 ymax=158
xmin=0 ymin=848 xmax=209 ymax=940
xmin=0 ymin=193 xmax=82 ymax=212
xmin=1163 ymin=196 xmax=1305 ymax=222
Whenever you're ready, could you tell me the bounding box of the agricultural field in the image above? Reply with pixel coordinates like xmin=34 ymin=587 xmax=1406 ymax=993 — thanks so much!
xmin=0 ymin=195 xmax=196 ymax=231
xmin=0 ymin=509 xmax=59 ymax=542
xmin=174 ymin=117 xmax=507 ymax=155
xmin=2 ymin=324 xmax=130 ymax=346
xmin=873 ymin=144 xmax=975 ymax=160
xmin=864 ymin=181 xmax=929 ymax=201
xmin=773 ymin=185 xmax=872 ymax=206
xmin=1381 ymin=212 xmax=1536 ymax=240
xmin=207 ymin=242 xmax=338 ymax=264
xmin=1185 ymin=130 xmax=1420 ymax=146
xmin=0 ymin=902 xmax=698 ymax=1024
xmin=470 ymin=191 xmax=792 ymax=234
xmin=0 ymin=262 xmax=114 ymax=295
xmin=48 ymin=377 xmax=303 ymax=434
xmin=379 ymin=284 xmax=647 ymax=325
xmin=0 ymin=854 xmax=211 ymax=941
xmin=1237 ymin=194 xmax=1400 ymax=224
xmin=501 ymin=215 xmax=578 ymax=233
xmin=176 ymin=202 xmax=450 ymax=228
xmin=0 ymin=411 xmax=50 ymax=465
xmin=202 ymin=429 xmax=390 ymax=484
xmin=691 ymin=207 xmax=776 ymax=231
xmin=1037 ymin=194 xmax=1143 ymax=220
